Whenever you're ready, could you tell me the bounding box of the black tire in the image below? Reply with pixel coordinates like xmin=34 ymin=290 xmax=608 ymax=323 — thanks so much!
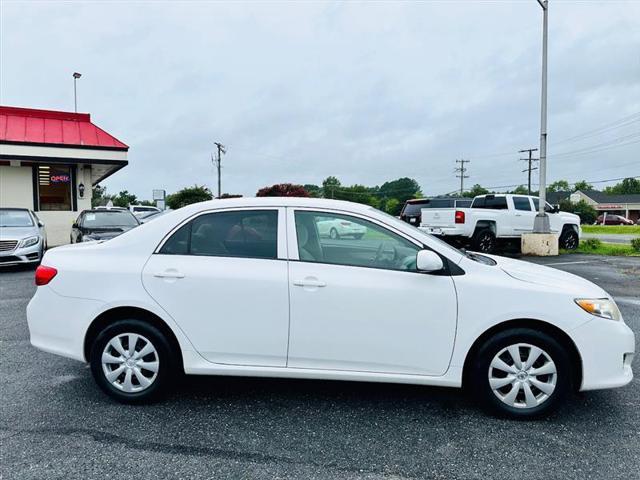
xmin=90 ymin=319 xmax=176 ymax=404
xmin=329 ymin=228 xmax=340 ymax=240
xmin=471 ymin=228 xmax=496 ymax=253
xmin=469 ymin=328 xmax=571 ymax=419
xmin=559 ymin=227 xmax=579 ymax=250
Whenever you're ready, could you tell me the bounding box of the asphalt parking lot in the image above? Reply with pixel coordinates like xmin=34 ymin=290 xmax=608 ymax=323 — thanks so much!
xmin=1 ymin=254 xmax=638 ymax=480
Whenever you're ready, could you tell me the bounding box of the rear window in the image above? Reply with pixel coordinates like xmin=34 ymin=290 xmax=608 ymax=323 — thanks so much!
xmin=82 ymin=211 xmax=139 ymax=227
xmin=472 ymin=196 xmax=508 ymax=210
xmin=402 ymin=202 xmax=430 ymax=216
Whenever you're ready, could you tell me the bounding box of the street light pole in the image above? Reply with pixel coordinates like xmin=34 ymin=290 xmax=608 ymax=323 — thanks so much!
xmin=73 ymin=72 xmax=82 ymax=113
xmin=533 ymin=0 xmax=550 ymax=233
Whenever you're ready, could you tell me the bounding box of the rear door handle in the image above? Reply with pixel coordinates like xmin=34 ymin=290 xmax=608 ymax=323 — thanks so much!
xmin=293 ymin=278 xmax=327 ymax=288
xmin=154 ymin=270 xmax=185 ymax=279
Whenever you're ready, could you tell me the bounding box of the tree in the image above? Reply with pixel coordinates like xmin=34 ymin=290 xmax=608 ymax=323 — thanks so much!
xmin=256 ymin=183 xmax=310 ymax=197
xmin=558 ymin=199 xmax=597 ymax=224
xmin=462 ymin=184 xmax=489 ymax=198
xmin=321 ymin=176 xmax=341 ymax=198
xmin=604 ymin=177 xmax=640 ymax=195
xmin=572 ymin=180 xmax=593 ymax=192
xmin=303 ymin=184 xmax=322 ymax=198
xmin=166 ymin=185 xmax=213 ymax=209
xmin=378 ymin=177 xmax=422 ymax=204
xmin=384 ymin=198 xmax=401 ymax=216
xmin=547 ymin=180 xmax=570 ymax=193
xmin=510 ymin=185 xmax=529 ymax=195
xmin=112 ymin=190 xmax=138 ymax=208
xmin=91 ymin=185 xmax=112 ymax=208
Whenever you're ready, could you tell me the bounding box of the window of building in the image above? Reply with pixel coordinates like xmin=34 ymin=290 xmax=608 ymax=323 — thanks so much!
xmin=37 ymin=165 xmax=73 ymax=211
xmin=159 ymin=210 xmax=278 ymax=259
xmin=513 ymin=197 xmax=532 ymax=211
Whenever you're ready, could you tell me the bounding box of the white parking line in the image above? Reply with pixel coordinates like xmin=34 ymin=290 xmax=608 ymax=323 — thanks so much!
xmin=615 ymin=297 xmax=640 ymax=306
xmin=545 ymin=260 xmax=595 ymax=266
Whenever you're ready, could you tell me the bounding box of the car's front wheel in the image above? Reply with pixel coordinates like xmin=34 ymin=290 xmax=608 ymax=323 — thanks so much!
xmin=329 ymin=227 xmax=340 ymax=240
xmin=90 ymin=319 xmax=175 ymax=403
xmin=470 ymin=328 xmax=571 ymax=418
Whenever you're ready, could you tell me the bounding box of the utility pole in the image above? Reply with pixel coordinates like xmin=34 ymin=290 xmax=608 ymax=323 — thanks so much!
xmin=534 ymin=0 xmax=550 ymax=233
xmin=212 ymin=142 xmax=226 ymax=198
xmin=455 ymin=159 xmax=470 ymax=196
xmin=72 ymin=72 xmax=82 ymax=113
xmin=519 ymin=148 xmax=539 ymax=195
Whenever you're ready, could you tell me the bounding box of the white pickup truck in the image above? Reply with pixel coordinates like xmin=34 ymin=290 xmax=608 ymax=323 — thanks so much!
xmin=419 ymin=194 xmax=581 ymax=253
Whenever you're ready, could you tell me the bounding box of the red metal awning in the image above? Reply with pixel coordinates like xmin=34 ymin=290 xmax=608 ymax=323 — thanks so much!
xmin=0 ymin=106 xmax=128 ymax=150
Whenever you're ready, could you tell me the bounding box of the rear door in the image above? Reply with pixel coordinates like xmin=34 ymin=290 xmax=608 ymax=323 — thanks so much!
xmin=142 ymin=207 xmax=290 ymax=367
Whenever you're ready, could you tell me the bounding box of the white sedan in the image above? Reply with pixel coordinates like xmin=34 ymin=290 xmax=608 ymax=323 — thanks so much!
xmin=27 ymin=198 xmax=634 ymax=418
xmin=316 ymin=216 xmax=367 ymax=239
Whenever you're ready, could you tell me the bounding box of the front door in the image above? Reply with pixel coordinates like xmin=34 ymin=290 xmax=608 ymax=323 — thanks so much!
xmin=142 ymin=208 xmax=290 ymax=367
xmin=511 ymin=196 xmax=536 ymax=234
xmin=286 ymin=208 xmax=458 ymax=376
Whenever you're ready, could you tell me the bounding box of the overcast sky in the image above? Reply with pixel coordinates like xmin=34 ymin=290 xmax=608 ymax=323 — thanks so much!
xmin=2 ymin=0 xmax=639 ymax=199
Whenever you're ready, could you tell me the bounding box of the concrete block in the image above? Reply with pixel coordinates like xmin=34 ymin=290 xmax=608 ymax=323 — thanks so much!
xmin=521 ymin=233 xmax=559 ymax=256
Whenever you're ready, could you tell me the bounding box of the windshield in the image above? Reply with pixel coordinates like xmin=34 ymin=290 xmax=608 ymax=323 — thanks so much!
xmin=0 ymin=210 xmax=34 ymax=227
xmin=82 ymin=211 xmax=139 ymax=228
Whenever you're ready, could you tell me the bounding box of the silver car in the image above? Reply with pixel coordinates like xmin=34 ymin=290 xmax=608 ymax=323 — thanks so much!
xmin=0 ymin=208 xmax=47 ymax=267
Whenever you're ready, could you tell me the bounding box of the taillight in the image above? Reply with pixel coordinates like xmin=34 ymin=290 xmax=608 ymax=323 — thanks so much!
xmin=455 ymin=210 xmax=465 ymax=224
xmin=35 ymin=265 xmax=57 ymax=286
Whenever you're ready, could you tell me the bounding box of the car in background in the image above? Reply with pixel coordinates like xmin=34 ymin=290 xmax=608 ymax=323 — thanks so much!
xmin=316 ymin=216 xmax=367 ymax=239
xmin=95 ymin=206 xmax=127 ymax=211
xmin=71 ymin=209 xmax=140 ymax=243
xmin=400 ymin=198 xmax=472 ymax=226
xmin=0 ymin=208 xmax=47 ymax=266
xmin=596 ymin=214 xmax=634 ymax=226
xmin=130 ymin=205 xmax=161 ymax=216
xmin=138 ymin=210 xmax=167 ymax=223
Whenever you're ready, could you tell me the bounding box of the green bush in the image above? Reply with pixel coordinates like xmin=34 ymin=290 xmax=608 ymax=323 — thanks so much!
xmin=582 ymin=238 xmax=602 ymax=250
xmin=631 ymin=237 xmax=640 ymax=253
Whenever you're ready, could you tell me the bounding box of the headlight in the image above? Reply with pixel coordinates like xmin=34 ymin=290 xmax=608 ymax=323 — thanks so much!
xmin=19 ymin=236 xmax=39 ymax=248
xmin=575 ymin=298 xmax=622 ymax=321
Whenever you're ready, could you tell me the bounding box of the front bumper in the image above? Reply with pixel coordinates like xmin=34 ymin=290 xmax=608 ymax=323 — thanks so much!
xmin=0 ymin=239 xmax=42 ymax=266
xmin=572 ymin=317 xmax=635 ymax=391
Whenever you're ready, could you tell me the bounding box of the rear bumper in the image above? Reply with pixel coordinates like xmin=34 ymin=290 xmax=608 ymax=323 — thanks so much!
xmin=572 ymin=317 xmax=635 ymax=391
xmin=419 ymin=226 xmax=466 ymax=237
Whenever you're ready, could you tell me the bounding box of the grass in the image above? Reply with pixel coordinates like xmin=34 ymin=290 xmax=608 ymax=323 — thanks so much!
xmin=561 ymin=241 xmax=640 ymax=257
xmin=581 ymin=225 xmax=640 ymax=235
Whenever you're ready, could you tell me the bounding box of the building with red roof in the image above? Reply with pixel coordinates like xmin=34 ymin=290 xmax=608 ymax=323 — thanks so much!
xmin=0 ymin=105 xmax=129 ymax=245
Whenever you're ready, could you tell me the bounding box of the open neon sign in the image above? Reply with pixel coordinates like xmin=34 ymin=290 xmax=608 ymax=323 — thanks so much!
xmin=50 ymin=174 xmax=70 ymax=183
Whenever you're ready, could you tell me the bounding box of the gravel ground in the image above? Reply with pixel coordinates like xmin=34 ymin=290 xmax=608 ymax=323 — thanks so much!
xmin=1 ymin=254 xmax=638 ymax=480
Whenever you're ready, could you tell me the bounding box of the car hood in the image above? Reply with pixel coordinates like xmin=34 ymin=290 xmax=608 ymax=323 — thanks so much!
xmin=0 ymin=225 xmax=39 ymax=240
xmin=486 ymin=254 xmax=608 ymax=298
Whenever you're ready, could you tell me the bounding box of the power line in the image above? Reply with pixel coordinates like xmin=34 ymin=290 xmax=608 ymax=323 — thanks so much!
xmin=455 ymin=159 xmax=470 ymax=196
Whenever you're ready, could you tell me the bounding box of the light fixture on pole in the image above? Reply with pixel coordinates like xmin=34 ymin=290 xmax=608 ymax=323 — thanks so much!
xmin=73 ymin=72 xmax=82 ymax=113
xmin=533 ymin=0 xmax=550 ymax=233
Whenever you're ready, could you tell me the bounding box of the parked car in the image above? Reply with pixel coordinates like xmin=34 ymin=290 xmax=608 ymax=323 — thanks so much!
xmin=28 ymin=198 xmax=634 ymax=418
xmin=130 ymin=205 xmax=161 ymax=216
xmin=138 ymin=210 xmax=167 ymax=223
xmin=316 ymin=216 xmax=367 ymax=239
xmin=71 ymin=209 xmax=140 ymax=243
xmin=419 ymin=194 xmax=581 ymax=253
xmin=0 ymin=208 xmax=47 ymax=266
xmin=401 ymin=198 xmax=472 ymax=226
xmin=596 ymin=214 xmax=634 ymax=226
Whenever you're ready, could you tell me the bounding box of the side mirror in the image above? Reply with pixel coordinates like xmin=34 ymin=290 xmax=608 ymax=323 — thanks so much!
xmin=552 ymin=204 xmax=560 ymax=213
xmin=416 ymin=250 xmax=444 ymax=273
xmin=38 ymin=221 xmax=44 ymax=227
xmin=72 ymin=223 xmax=78 ymax=229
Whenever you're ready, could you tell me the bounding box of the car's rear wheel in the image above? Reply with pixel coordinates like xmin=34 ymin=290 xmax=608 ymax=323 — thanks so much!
xmin=559 ymin=227 xmax=579 ymax=250
xmin=329 ymin=227 xmax=340 ymax=240
xmin=353 ymin=233 xmax=364 ymax=240
xmin=90 ymin=319 xmax=175 ymax=403
xmin=472 ymin=228 xmax=496 ymax=253
xmin=470 ymin=328 xmax=571 ymax=418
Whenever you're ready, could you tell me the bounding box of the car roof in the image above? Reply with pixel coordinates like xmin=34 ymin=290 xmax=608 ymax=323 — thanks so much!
xmin=0 ymin=207 xmax=30 ymax=211
xmin=177 ymin=197 xmax=376 ymax=213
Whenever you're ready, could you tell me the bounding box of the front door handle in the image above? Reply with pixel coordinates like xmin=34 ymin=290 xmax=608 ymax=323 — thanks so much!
xmin=154 ymin=270 xmax=185 ymax=279
xmin=293 ymin=278 xmax=326 ymax=288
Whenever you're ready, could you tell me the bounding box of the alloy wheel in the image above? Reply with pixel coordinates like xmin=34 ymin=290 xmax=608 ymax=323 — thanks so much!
xmin=101 ymin=333 xmax=159 ymax=393
xmin=488 ymin=343 xmax=557 ymax=409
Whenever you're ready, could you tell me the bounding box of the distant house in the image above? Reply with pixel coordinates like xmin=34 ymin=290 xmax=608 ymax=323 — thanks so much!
xmin=0 ymin=106 xmax=128 ymax=245
xmin=547 ymin=190 xmax=640 ymax=222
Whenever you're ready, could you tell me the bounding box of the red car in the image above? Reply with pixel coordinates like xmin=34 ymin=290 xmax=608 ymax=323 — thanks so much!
xmin=596 ymin=214 xmax=634 ymax=225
